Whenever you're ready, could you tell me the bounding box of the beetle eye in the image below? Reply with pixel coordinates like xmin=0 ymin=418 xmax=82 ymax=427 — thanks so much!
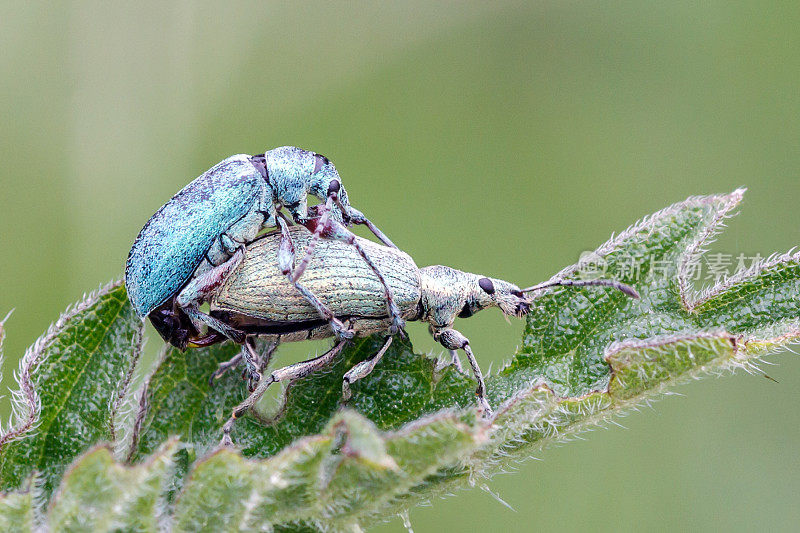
xmin=478 ymin=277 xmax=495 ymax=294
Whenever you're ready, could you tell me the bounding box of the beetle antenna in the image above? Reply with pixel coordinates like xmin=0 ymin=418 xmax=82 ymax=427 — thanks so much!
xmin=522 ymin=278 xmax=640 ymax=299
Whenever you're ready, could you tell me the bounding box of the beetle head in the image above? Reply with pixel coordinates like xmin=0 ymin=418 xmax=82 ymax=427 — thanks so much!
xmin=418 ymin=267 xmax=531 ymax=327
xmin=463 ymin=276 xmax=531 ymax=319
xmin=149 ymin=300 xmax=198 ymax=350
xmin=462 ymin=274 xmax=640 ymax=320
xmin=310 ymin=152 xmax=350 ymax=207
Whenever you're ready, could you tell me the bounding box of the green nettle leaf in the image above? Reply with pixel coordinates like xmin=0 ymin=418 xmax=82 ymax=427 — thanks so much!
xmin=0 ymin=489 xmax=33 ymax=533
xmin=172 ymin=410 xmax=481 ymax=532
xmin=47 ymin=440 xmax=177 ymax=532
xmin=0 ymin=282 xmax=143 ymax=498
xmin=499 ymin=188 xmax=800 ymax=400
xmin=126 ymin=341 xmax=244 ymax=464
xmin=128 ymin=336 xmax=474 ymax=462
xmin=1 ymin=190 xmax=798 ymax=531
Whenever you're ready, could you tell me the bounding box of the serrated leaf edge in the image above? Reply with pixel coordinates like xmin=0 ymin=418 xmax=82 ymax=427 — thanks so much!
xmin=171 ymin=409 xmax=487 ymax=531
xmin=46 ymin=438 xmax=179 ymax=529
xmin=0 ymin=280 xmax=128 ymax=451
xmin=690 ymin=248 xmax=800 ymax=311
xmin=676 ymin=189 xmax=746 ymax=310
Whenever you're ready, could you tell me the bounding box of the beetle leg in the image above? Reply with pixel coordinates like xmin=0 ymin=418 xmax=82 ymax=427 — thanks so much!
xmin=342 ymin=336 xmax=393 ymax=403
xmin=338 ymin=202 xmax=397 ymax=249
xmin=276 ymin=216 xmax=354 ymax=340
xmin=276 ymin=215 xmax=296 ymax=272
xmin=307 ymin=217 xmax=406 ymax=336
xmin=259 ymin=338 xmax=280 ymax=372
xmin=209 ymin=352 xmax=242 ymax=386
xmin=432 ymin=328 xmax=492 ymax=416
xmin=462 ymin=344 xmax=492 ymax=415
xmin=182 ymin=305 xmax=245 ymax=345
xmin=220 ymin=234 xmax=240 ymax=254
xmin=292 ymin=281 xmax=354 ymax=340
xmin=176 ymin=248 xmax=247 ymax=343
xmin=220 ymin=338 xmax=348 ymax=446
xmin=208 ymin=338 xmax=279 ymax=386
xmin=448 ymin=349 xmax=464 ymax=372
xmin=178 ymin=247 xmax=244 ymax=305
xmin=346 ymin=236 xmax=405 ymax=336
xmin=291 ymin=195 xmax=335 ymax=282
xmin=240 ymin=337 xmax=262 ymax=391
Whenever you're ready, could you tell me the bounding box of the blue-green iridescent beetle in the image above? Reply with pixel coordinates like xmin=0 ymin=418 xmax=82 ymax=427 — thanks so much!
xmin=125 ymin=146 xmax=403 ymax=350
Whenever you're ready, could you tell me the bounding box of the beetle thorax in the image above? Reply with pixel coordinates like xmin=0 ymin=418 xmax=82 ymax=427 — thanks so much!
xmin=417 ymin=266 xmax=531 ymax=328
xmin=265 ymin=148 xmax=312 ymax=206
xmin=264 ymin=146 xmax=350 ymax=220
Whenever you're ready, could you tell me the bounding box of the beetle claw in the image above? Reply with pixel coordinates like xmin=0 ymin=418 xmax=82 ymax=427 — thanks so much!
xmin=209 ymin=353 xmax=243 ymax=386
xmin=242 ymin=365 xmax=262 ymax=392
xmin=330 ymin=320 xmax=355 ymax=340
xmin=389 ymin=316 xmax=406 ymax=337
xmin=220 ymin=417 xmax=236 ymax=447
xmin=228 ymin=328 xmax=246 ymax=344
xmin=209 ymin=368 xmax=226 ymax=387
xmin=477 ymin=396 xmax=493 ymax=418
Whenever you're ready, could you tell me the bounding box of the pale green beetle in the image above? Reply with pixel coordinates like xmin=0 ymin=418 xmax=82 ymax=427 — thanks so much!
xmin=184 ymin=222 xmax=638 ymax=446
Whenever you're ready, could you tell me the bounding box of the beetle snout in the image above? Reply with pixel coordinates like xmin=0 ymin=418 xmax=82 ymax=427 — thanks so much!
xmin=515 ymin=300 xmax=532 ymax=317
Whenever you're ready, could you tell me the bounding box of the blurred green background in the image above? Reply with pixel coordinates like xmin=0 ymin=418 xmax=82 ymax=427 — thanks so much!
xmin=1 ymin=1 xmax=799 ymax=531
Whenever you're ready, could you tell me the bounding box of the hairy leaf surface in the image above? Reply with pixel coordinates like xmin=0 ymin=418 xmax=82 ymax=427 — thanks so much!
xmin=0 ymin=282 xmax=142 ymax=497
xmin=3 ymin=191 xmax=798 ymax=531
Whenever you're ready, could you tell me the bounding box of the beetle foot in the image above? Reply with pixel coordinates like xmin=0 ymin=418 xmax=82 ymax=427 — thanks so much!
xmin=220 ymin=417 xmax=236 ymax=447
xmin=330 ymin=319 xmax=355 ymax=340
xmin=227 ymin=327 xmax=247 ymax=345
xmin=241 ymin=366 xmax=262 ymax=392
xmin=389 ymin=316 xmax=406 ymax=337
xmin=477 ymin=395 xmax=493 ymax=418
xmin=209 ymin=354 xmax=243 ymax=386
xmin=341 ymin=378 xmax=353 ymax=405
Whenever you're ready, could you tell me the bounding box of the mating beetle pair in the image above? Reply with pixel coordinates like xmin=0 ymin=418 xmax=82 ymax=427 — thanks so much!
xmin=125 ymin=147 xmax=404 ymax=375
xmin=125 ymin=147 xmax=639 ymax=445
